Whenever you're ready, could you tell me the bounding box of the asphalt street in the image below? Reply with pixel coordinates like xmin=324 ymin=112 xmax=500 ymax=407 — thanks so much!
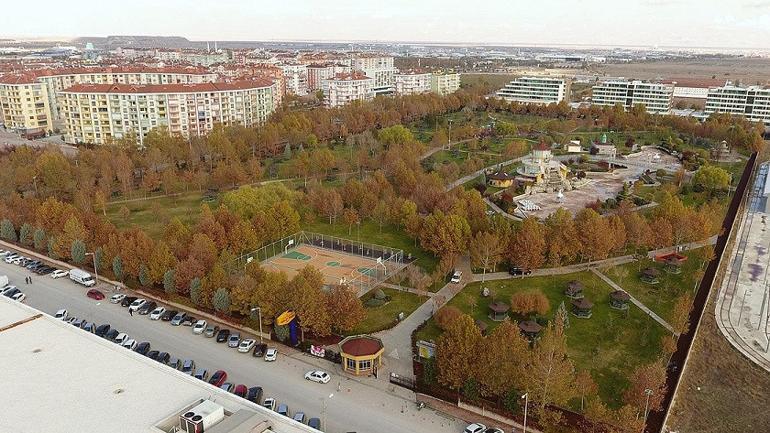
xmin=1 ymin=254 xmax=464 ymax=433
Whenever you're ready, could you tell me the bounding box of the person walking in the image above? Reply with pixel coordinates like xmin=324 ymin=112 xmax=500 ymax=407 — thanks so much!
xmin=129 ymin=308 xmax=133 ymax=317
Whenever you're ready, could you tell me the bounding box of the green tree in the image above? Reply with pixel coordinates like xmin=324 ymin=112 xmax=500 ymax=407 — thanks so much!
xmin=138 ymin=264 xmax=150 ymax=287
xmin=47 ymin=237 xmax=58 ymax=259
xmin=93 ymin=248 xmax=104 ymax=273
xmin=112 ymin=256 xmax=124 ymax=282
xmin=190 ymin=277 xmax=203 ymax=305
xmin=692 ymin=164 xmax=730 ymax=195
xmin=163 ymin=269 xmax=176 ymax=295
xmin=0 ymin=219 xmax=16 ymax=242
xmin=19 ymin=223 xmax=32 ymax=246
xmin=33 ymin=228 xmax=46 ymax=250
xmin=213 ymin=288 xmax=231 ymax=313
xmin=436 ymin=314 xmax=482 ymax=390
xmin=70 ymin=239 xmax=86 ymax=264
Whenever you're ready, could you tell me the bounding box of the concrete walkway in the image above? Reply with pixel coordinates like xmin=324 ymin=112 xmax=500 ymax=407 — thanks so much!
xmin=380 ymin=282 xmax=436 ymax=298
xmin=590 ymin=268 xmax=678 ymax=335
xmin=475 ymin=254 xmax=637 ymax=282
xmin=446 ymin=155 xmax=526 ymax=191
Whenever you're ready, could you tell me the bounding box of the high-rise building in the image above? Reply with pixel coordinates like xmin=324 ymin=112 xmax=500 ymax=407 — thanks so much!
xmin=321 ymin=72 xmax=374 ymax=108
xmin=430 ymin=72 xmax=461 ymax=96
xmin=0 ymin=73 xmax=54 ymax=135
xmin=591 ymin=79 xmax=674 ymax=113
xmin=306 ymin=63 xmax=351 ymax=92
xmin=58 ymin=80 xmax=276 ymax=145
xmin=349 ymin=55 xmax=396 ymax=96
xmin=496 ymin=77 xmax=568 ymax=105
xmin=705 ymin=84 xmax=770 ymax=127
xmin=279 ymin=64 xmax=308 ymax=96
xmin=394 ymin=71 xmax=432 ymax=95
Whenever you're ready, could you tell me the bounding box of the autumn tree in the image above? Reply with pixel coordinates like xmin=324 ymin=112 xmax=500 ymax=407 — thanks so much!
xmin=289 ymin=266 xmax=331 ymax=338
xmin=342 ymin=208 xmax=360 ymax=235
xmin=526 ymin=316 xmax=576 ymax=412
xmin=476 ymin=320 xmax=530 ymax=397
xmin=325 ymin=285 xmax=366 ymax=333
xmin=510 ymin=290 xmax=550 ymax=316
xmin=670 ymin=293 xmax=693 ymax=334
xmin=435 ymin=306 xmax=463 ymax=330
xmin=544 ymin=208 xmax=582 ymax=266
xmin=692 ymin=164 xmax=730 ymax=195
xmin=574 ymin=208 xmax=614 ymax=261
xmin=469 ymin=231 xmax=505 ymax=281
xmin=622 ymin=360 xmax=667 ymax=415
xmin=508 ymin=217 xmax=545 ymax=270
xmin=148 ymin=241 xmax=177 ymax=284
xmin=419 ymin=211 xmax=471 ymax=261
xmin=575 ymin=370 xmax=599 ymax=412
xmin=436 ymin=314 xmax=482 ymax=390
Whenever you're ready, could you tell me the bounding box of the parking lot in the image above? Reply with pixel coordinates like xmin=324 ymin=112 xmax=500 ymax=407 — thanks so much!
xmin=0 ymin=248 xmax=463 ymax=433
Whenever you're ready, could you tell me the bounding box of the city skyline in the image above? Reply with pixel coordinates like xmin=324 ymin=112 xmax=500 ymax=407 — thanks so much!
xmin=3 ymin=0 xmax=770 ymax=49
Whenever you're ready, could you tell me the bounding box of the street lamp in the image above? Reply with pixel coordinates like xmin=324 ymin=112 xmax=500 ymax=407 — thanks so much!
xmin=85 ymin=252 xmax=98 ymax=287
xmin=642 ymin=388 xmax=653 ymax=432
xmin=321 ymin=393 xmax=334 ymax=432
xmin=447 ymin=119 xmax=453 ymax=150
xmin=250 ymin=307 xmax=263 ymax=343
xmin=521 ymin=393 xmax=529 ymax=433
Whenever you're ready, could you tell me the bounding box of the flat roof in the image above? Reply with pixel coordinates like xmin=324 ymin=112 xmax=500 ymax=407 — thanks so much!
xmin=0 ymin=297 xmax=313 ymax=433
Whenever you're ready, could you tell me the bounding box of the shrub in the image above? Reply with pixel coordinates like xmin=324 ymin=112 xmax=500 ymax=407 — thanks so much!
xmin=213 ymin=288 xmax=231 ymax=313
xmin=373 ymin=288 xmax=387 ymax=300
xmin=435 ymin=306 xmax=463 ymax=331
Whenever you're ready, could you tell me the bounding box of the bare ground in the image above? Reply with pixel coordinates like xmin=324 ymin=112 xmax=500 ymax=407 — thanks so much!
xmin=592 ymin=57 xmax=770 ymax=85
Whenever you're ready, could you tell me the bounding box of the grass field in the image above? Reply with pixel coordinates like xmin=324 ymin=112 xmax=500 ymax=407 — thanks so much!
xmin=416 ymin=271 xmax=668 ymax=408
xmin=105 ymin=191 xmax=216 ymax=238
xmin=351 ymin=288 xmax=425 ymax=335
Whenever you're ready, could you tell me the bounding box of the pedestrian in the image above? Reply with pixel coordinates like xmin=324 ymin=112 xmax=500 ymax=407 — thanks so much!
xmin=129 ymin=308 xmax=133 ymax=316
xmin=28 ymin=276 xmax=32 ymax=284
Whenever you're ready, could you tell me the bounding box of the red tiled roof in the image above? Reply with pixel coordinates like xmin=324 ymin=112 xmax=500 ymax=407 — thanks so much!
xmin=0 ymin=72 xmax=39 ymax=85
xmin=340 ymin=336 xmax=383 ymax=357
xmin=59 ymin=79 xmax=275 ymax=94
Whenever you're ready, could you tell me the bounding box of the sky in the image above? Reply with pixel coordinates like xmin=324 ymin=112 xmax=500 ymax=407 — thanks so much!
xmin=3 ymin=0 xmax=770 ymax=49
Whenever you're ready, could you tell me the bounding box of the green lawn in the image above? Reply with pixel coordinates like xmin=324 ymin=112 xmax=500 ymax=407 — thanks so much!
xmin=416 ymin=271 xmax=668 ymax=408
xmin=351 ymin=288 xmax=425 ymax=335
xmin=105 ymin=190 xmax=216 ymax=238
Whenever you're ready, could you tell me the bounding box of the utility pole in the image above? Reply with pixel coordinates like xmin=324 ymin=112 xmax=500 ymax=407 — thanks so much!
xmin=447 ymin=119 xmax=453 ymax=150
xmin=642 ymin=388 xmax=653 ymax=432
xmin=521 ymin=393 xmax=529 ymax=433
xmin=250 ymin=306 xmax=263 ymax=343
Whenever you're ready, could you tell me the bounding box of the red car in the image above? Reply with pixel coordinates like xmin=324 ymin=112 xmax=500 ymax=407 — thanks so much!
xmin=86 ymin=289 xmax=105 ymax=300
xmin=208 ymin=370 xmax=227 ymax=387
xmin=233 ymin=384 xmax=247 ymax=398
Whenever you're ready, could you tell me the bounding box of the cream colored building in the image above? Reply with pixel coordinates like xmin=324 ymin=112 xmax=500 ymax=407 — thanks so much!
xmin=591 ymin=79 xmax=674 ymax=114
xmin=705 ymin=84 xmax=770 ymax=127
xmin=58 ymin=80 xmax=276 ymax=146
xmin=349 ymin=55 xmax=396 ymax=96
xmin=321 ymin=72 xmax=374 ymax=107
xmin=394 ymin=71 xmax=432 ymax=95
xmin=0 ymin=73 xmax=54 ymax=134
xmin=496 ymin=76 xmax=568 ymax=105
xmin=431 ymin=72 xmax=461 ymax=95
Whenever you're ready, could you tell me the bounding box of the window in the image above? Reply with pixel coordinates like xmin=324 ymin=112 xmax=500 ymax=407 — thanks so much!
xmin=358 ymin=359 xmax=371 ymax=371
xmin=346 ymin=358 xmax=356 ymax=370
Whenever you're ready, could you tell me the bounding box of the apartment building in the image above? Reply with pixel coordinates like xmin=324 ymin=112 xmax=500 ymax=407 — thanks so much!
xmin=496 ymin=76 xmax=568 ymax=105
xmin=349 ymin=55 xmax=396 ymax=96
xmin=0 ymin=73 xmax=54 ymax=134
xmin=394 ymin=71 xmax=432 ymax=95
xmin=431 ymin=72 xmax=461 ymax=95
xmin=705 ymin=84 xmax=770 ymax=127
xmin=321 ymin=72 xmax=374 ymax=108
xmin=57 ymin=80 xmax=276 ymax=146
xmin=279 ymin=64 xmax=308 ymax=96
xmin=307 ymin=63 xmax=351 ymax=92
xmin=591 ymin=79 xmax=674 ymax=113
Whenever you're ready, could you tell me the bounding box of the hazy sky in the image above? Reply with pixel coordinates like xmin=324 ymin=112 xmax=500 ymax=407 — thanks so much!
xmin=4 ymin=0 xmax=770 ymax=48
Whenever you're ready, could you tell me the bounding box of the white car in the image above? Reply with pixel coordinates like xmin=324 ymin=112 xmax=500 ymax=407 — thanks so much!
xmin=264 ymin=348 xmax=278 ymax=362
xmin=450 ymin=270 xmax=462 ymax=284
xmin=149 ymin=307 xmax=166 ymax=320
xmin=128 ymin=298 xmax=146 ymax=312
xmin=262 ymin=398 xmax=276 ymax=411
xmin=192 ymin=320 xmax=207 ymax=334
xmin=238 ymin=339 xmax=256 ymax=353
xmin=54 ymin=309 xmax=68 ymax=320
xmin=0 ymin=249 xmax=9 ymax=257
xmin=11 ymin=292 xmax=26 ymax=302
xmin=114 ymin=332 xmax=129 ymax=344
xmin=121 ymin=338 xmax=137 ymax=350
xmin=11 ymin=256 xmax=24 ymax=265
xmin=110 ymin=293 xmax=126 ymax=304
xmin=464 ymin=423 xmax=487 ymax=433
xmin=304 ymin=370 xmax=331 ymax=384
xmin=4 ymin=254 xmax=19 ymax=263
xmin=0 ymin=285 xmax=17 ymax=295
xmin=50 ymin=269 xmax=69 ymax=279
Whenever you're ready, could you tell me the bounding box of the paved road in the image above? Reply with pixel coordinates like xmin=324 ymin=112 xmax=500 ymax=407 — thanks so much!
xmin=0 ymin=129 xmax=79 ymax=156
xmin=0 ymin=257 xmax=463 ymax=433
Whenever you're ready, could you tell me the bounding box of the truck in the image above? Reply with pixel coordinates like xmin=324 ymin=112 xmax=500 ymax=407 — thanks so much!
xmin=69 ymin=269 xmax=96 ymax=287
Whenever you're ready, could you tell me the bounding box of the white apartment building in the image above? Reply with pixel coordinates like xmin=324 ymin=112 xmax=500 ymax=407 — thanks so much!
xmin=591 ymin=80 xmax=674 ymax=114
xmin=0 ymin=73 xmax=54 ymax=134
xmin=58 ymin=80 xmax=276 ymax=145
xmin=431 ymin=72 xmax=461 ymax=95
xmin=496 ymin=77 xmax=568 ymax=105
xmin=306 ymin=63 xmax=350 ymax=92
xmin=705 ymin=84 xmax=770 ymax=127
xmin=394 ymin=71 xmax=432 ymax=95
xmin=321 ymin=72 xmax=375 ymax=108
xmin=279 ymin=64 xmax=308 ymax=96
xmin=349 ymin=55 xmax=396 ymax=96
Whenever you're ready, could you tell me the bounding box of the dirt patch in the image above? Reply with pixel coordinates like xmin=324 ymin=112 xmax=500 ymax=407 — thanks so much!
xmin=592 ymin=58 xmax=770 ymax=85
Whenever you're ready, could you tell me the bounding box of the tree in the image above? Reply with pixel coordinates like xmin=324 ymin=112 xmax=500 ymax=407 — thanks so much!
xmin=510 ymin=290 xmax=550 ymax=316
xmin=476 ymin=320 xmax=530 ymax=397
xmin=670 ymin=293 xmax=693 ymax=334
xmin=692 ymin=164 xmax=730 ymax=195
xmin=574 ymin=208 xmax=614 ymax=261
xmin=289 ymin=266 xmax=331 ymax=338
xmin=325 ymin=285 xmax=366 ymax=333
xmin=469 ymin=231 xmax=504 ymax=282
xmin=213 ymin=288 xmax=231 ymax=314
xmin=163 ymin=269 xmax=176 ymax=295
xmin=0 ymin=219 xmax=16 ymax=242
xmin=575 ymin=370 xmax=599 ymax=412
xmin=148 ymin=241 xmax=177 ymax=284
xmin=70 ymin=239 xmax=86 ymax=264
xmin=436 ymin=314 xmax=482 ymax=390
xmin=33 ymin=228 xmax=46 ymax=250
xmin=526 ymin=317 xmax=576 ymax=412
xmin=138 ymin=264 xmax=150 ymax=287
xmin=508 ymin=218 xmax=545 ymax=270
xmin=623 ymin=361 xmax=667 ymax=415
xmin=544 ymin=208 xmax=582 ymax=266
xmin=342 ymin=208 xmax=360 ymax=235
xmin=435 ymin=306 xmax=463 ymax=330
xmin=419 ymin=211 xmax=471 ymax=260
xmin=112 ymin=256 xmax=123 ymax=282
xmin=94 ymin=247 xmax=104 ymax=273
xmin=19 ymin=223 xmax=32 ymax=246
xmin=556 ymin=301 xmax=570 ymax=329
xmin=190 ymin=277 xmax=203 ymax=305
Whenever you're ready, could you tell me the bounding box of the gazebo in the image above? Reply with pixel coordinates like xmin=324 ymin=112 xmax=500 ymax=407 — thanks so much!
xmin=658 ymin=253 xmax=687 ymax=274
xmin=571 ymin=298 xmax=594 ymax=319
xmin=474 ymin=319 xmax=489 ymax=336
xmin=640 ymin=267 xmax=661 ymax=284
xmin=519 ymin=320 xmax=543 ymax=340
xmin=609 ymin=290 xmax=631 ymax=310
xmin=488 ymin=301 xmax=510 ymax=322
xmin=339 ymin=335 xmax=384 ymax=376
xmin=564 ymin=280 xmax=585 ymax=299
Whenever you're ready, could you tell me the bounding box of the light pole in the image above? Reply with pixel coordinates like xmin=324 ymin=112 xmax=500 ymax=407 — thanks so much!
xmin=250 ymin=307 xmax=263 ymax=343
xmin=642 ymin=388 xmax=653 ymax=432
xmin=85 ymin=252 xmax=98 ymax=287
xmin=321 ymin=393 xmax=334 ymax=432
xmin=521 ymin=393 xmax=529 ymax=433
xmin=447 ymin=119 xmax=453 ymax=150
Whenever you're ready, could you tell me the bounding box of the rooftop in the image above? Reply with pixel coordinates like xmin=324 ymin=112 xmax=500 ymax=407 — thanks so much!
xmin=339 ymin=335 xmax=384 ymax=357
xmin=59 ymin=80 xmax=275 ymax=95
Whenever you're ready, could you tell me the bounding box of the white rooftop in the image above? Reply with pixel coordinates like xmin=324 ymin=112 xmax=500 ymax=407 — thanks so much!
xmin=0 ymin=297 xmax=314 ymax=433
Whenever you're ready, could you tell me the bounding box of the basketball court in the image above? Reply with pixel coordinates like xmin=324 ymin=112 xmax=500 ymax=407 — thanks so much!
xmin=263 ymin=243 xmax=386 ymax=287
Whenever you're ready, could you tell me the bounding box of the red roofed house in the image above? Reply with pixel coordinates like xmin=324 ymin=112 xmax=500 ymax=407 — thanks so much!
xmin=338 ymin=335 xmax=384 ymax=376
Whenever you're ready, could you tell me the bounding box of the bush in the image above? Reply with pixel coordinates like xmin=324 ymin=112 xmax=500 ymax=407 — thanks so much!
xmin=213 ymin=288 xmax=231 ymax=313
xmin=510 ymin=290 xmax=550 ymax=316
xmin=274 ymin=322 xmax=290 ymax=342
xmin=373 ymin=288 xmax=387 ymax=300
xmin=435 ymin=306 xmax=463 ymax=331
xmin=163 ymin=270 xmax=176 ymax=295
xmin=0 ymin=219 xmax=16 ymax=242
xmin=365 ymin=298 xmax=387 ymax=308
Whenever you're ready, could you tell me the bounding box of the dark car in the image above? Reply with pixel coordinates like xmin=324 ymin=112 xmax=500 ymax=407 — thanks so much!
xmin=156 ymin=352 xmax=170 ymax=364
xmin=307 ymin=418 xmax=321 ymax=430
xmin=134 ymin=341 xmax=151 ymax=355
xmin=193 ymin=368 xmax=209 ymax=381
xmin=137 ymin=301 xmax=157 ymax=315
xmin=215 ymin=329 xmax=231 ymax=343
xmin=508 ymin=266 xmax=532 ymax=276
xmin=181 ymin=316 xmax=196 ymax=326
xmin=252 ymin=343 xmax=267 ymax=358
xmin=160 ymin=310 xmax=178 ymax=321
xmin=246 ymin=386 xmax=263 ymax=404
xmin=170 ymin=312 xmax=187 ymax=326
xmin=86 ymin=289 xmax=105 ymax=300
xmin=104 ymin=329 xmax=119 ymax=341
xmin=181 ymin=359 xmax=195 ymax=375
xmin=209 ymin=370 xmax=227 ymax=387
xmin=146 ymin=350 xmax=160 ymax=360
xmin=120 ymin=296 xmax=138 ymax=307
xmin=168 ymin=357 xmax=182 ymax=370
xmin=233 ymin=384 xmax=248 ymax=398
xmin=25 ymin=260 xmax=41 ymax=269
xmin=95 ymin=324 xmax=111 ymax=337
xmin=37 ymin=266 xmax=54 ymax=275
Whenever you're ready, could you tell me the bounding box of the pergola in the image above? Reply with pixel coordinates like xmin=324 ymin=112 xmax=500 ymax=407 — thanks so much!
xmin=564 ymin=280 xmax=585 ymax=299
xmin=640 ymin=267 xmax=661 ymax=284
xmin=609 ymin=290 xmax=631 ymax=310
xmin=571 ymin=298 xmax=594 ymax=319
xmin=488 ymin=301 xmax=510 ymax=322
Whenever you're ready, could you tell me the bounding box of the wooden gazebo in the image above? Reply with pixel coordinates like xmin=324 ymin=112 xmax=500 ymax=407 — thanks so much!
xmin=519 ymin=320 xmax=543 ymax=340
xmin=488 ymin=301 xmax=510 ymax=322
xmin=659 ymin=253 xmax=687 ymax=274
xmin=640 ymin=267 xmax=661 ymax=284
xmin=609 ymin=290 xmax=631 ymax=310
xmin=564 ymin=280 xmax=585 ymax=299
xmin=474 ymin=319 xmax=489 ymax=336
xmin=571 ymin=298 xmax=594 ymax=319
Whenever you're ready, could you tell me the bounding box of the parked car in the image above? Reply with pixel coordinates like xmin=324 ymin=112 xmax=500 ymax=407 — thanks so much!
xmin=137 ymin=301 xmax=156 ymax=315
xmin=66 ymin=316 xmax=78 ymax=325
xmin=167 ymin=357 xmax=182 ymax=370
xmin=95 ymin=324 xmax=111 ymax=337
xmin=264 ymin=348 xmax=278 ymax=362
xmin=160 ymin=310 xmax=178 ymax=321
xmin=71 ymin=318 xmax=85 ymax=328
xmin=54 ymin=309 xmax=68 ymax=320
xmin=252 ymin=343 xmax=267 ymax=358
xmin=4 ymin=253 xmax=19 ymax=263
xmin=156 ymin=352 xmax=170 ymax=364
xmin=450 ymin=270 xmax=462 ymax=283
xmin=277 ymin=404 xmax=289 ymax=417
xmin=86 ymin=289 xmax=105 ymax=300
xmin=238 ymin=338 xmax=256 ymax=353
xmin=508 ymin=266 xmax=532 ymax=276
xmin=12 ymin=292 xmax=26 ymax=302
xmin=262 ymin=397 xmax=276 ymax=411
xmin=293 ymin=412 xmax=306 ymax=423
xmin=50 ymin=269 xmax=69 ymax=279
xmin=246 ymin=386 xmax=263 ymax=404
xmin=35 ymin=266 xmax=54 ymax=275
xmin=0 ymin=285 xmax=17 ymax=296
xmin=128 ymin=298 xmax=147 ymax=313
xmin=220 ymin=382 xmax=234 ymax=393
xmin=69 ymin=269 xmax=96 ymax=287
xmin=307 ymin=418 xmax=321 ymax=430
xmin=304 ymin=370 xmax=331 ymax=384
xmin=192 ymin=320 xmax=207 ymax=334
xmin=215 ymin=329 xmax=231 ymax=343
xmin=110 ymin=293 xmax=126 ymax=304
xmin=121 ymin=338 xmax=138 ymax=350
xmin=170 ymin=312 xmax=187 ymax=326
xmin=120 ymin=296 xmax=137 ymax=307
xmin=209 ymin=370 xmax=227 ymax=387
xmin=104 ymin=329 xmax=119 ymax=341
xmin=0 ymin=250 xmax=9 ymax=257
xmin=134 ymin=341 xmax=151 ymax=355
xmin=227 ymin=333 xmax=241 ymax=348
xmin=181 ymin=359 xmax=195 ymax=375
xmin=149 ymin=307 xmax=166 ymax=320
xmin=204 ymin=324 xmax=219 ymax=338
xmin=113 ymin=332 xmax=129 ymax=344
xmin=146 ymin=350 xmax=160 ymax=360
xmin=181 ymin=316 xmax=196 ymax=326
xmin=233 ymin=384 xmax=248 ymax=398
xmin=2 ymin=287 xmax=21 ymax=298
xmin=483 ymin=428 xmax=505 ymax=433
xmin=193 ymin=368 xmax=209 ymax=381
xmin=82 ymin=322 xmax=96 ymax=333
xmin=464 ymin=423 xmax=487 ymax=433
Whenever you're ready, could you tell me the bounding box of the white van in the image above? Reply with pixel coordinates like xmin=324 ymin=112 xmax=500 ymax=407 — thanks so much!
xmin=69 ymin=269 xmax=96 ymax=287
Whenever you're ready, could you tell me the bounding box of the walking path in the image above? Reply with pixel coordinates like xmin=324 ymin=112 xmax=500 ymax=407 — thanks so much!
xmin=590 ymin=268 xmax=678 ymax=335
xmin=484 ymin=197 xmax=519 ymax=221
xmin=475 ymin=254 xmax=637 ymax=282
xmin=445 ymin=155 xmax=526 ymax=191
xmin=380 ymin=282 xmax=436 ymax=298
